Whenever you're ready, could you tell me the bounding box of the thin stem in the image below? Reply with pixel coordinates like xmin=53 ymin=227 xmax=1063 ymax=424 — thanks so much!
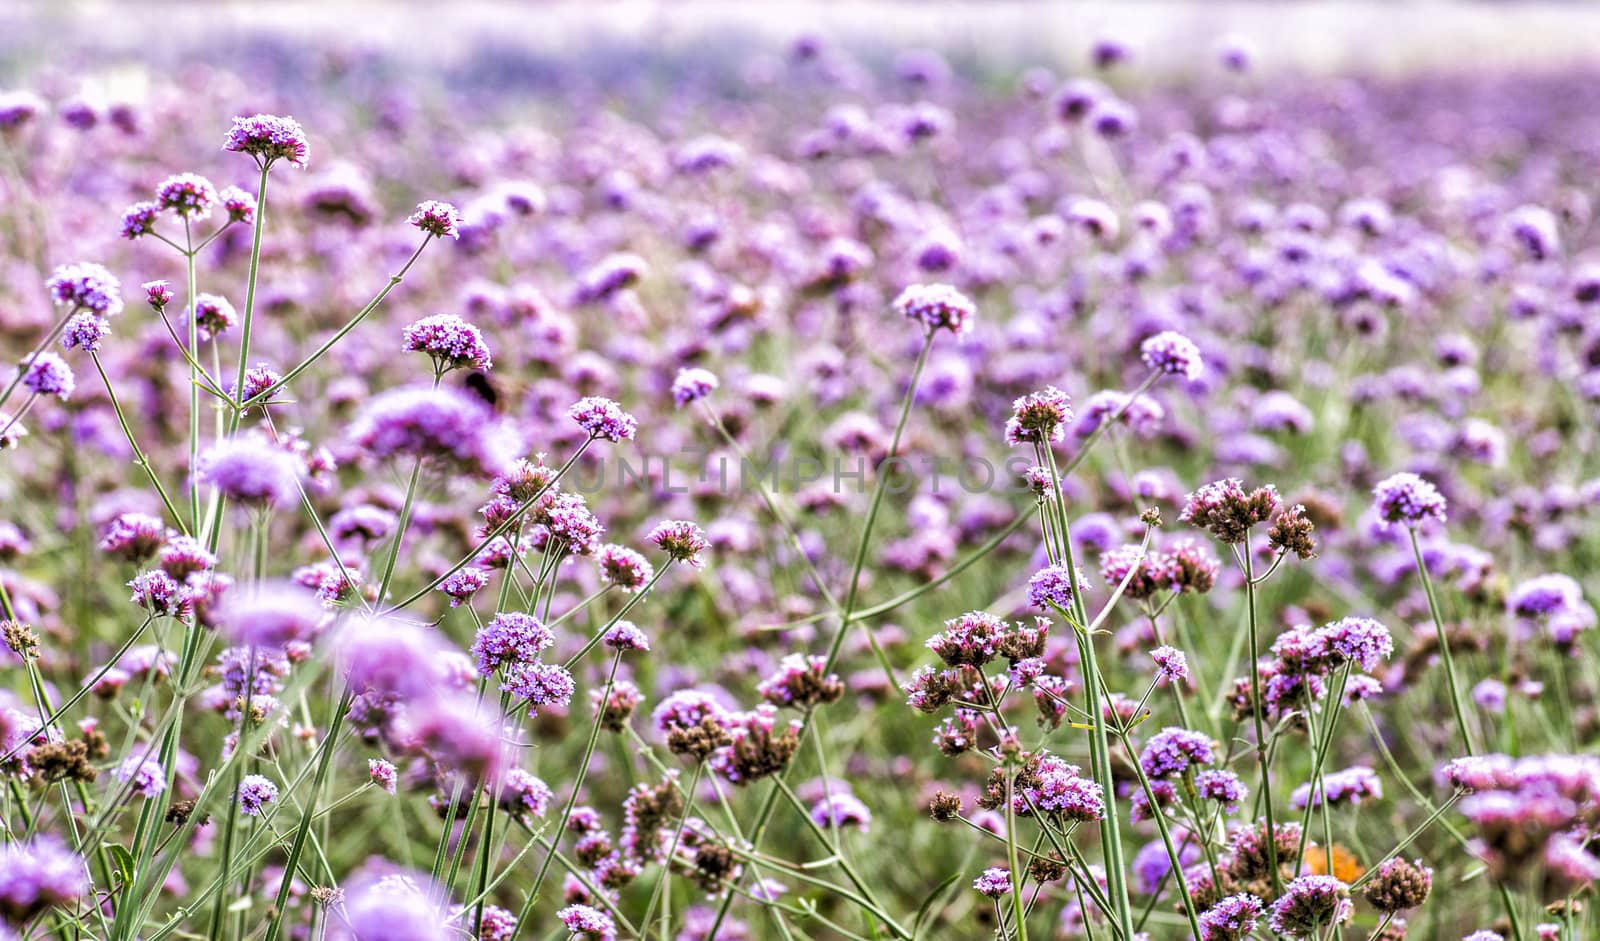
xmin=1408 ymin=528 xmax=1476 ymax=756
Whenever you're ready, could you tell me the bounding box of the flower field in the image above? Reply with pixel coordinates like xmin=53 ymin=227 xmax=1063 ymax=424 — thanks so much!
xmin=0 ymin=12 xmax=1597 ymax=941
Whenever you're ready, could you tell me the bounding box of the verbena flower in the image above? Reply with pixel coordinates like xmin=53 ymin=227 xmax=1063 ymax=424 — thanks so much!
xmin=1371 ymin=472 xmax=1447 ymax=528
xmin=407 ymin=200 xmax=462 ymax=240
xmin=401 ymin=314 xmax=491 ymax=371
xmin=224 ymin=113 xmax=310 ymax=168
xmin=894 ymin=283 xmax=975 ymax=336
xmin=237 ymin=774 xmax=279 ymax=816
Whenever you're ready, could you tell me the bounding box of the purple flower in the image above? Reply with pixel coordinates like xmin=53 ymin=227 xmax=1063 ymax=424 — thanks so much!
xmin=337 ymin=869 xmax=452 ymax=941
xmin=232 ymin=362 xmax=284 ymax=406
xmin=60 ymin=313 xmax=110 ymax=352
xmin=602 ymin=621 xmax=650 ymax=652
xmin=927 ymin=611 xmax=1007 ymax=667
xmin=1371 ymin=472 xmax=1447 ymax=528
xmin=1506 ymin=573 xmax=1583 ymax=619
xmin=224 ymin=113 xmax=310 ymax=168
xmin=192 ymin=293 xmax=235 ymax=341
xmin=568 ymin=396 xmax=637 ymax=442
xmin=1290 ymin=766 xmax=1383 ymax=810
xmin=121 ymin=201 xmax=160 ymax=239
xmin=1027 ymin=564 xmax=1086 ymax=612
xmin=47 ymin=262 xmax=122 ymax=316
xmin=894 ymin=283 xmax=976 ymax=336
xmin=237 ymin=774 xmax=278 ymax=815
xmin=671 ymin=367 xmax=719 ymax=408
xmin=20 ymin=352 xmax=74 ymax=399
xmin=972 ymin=867 xmax=1012 ymax=898
xmin=1139 ymin=331 xmax=1203 ymax=382
xmin=596 ymin=543 xmax=653 ymax=592
xmin=197 ymin=434 xmax=302 ymax=507
xmin=368 ymin=758 xmax=397 ymax=794
xmin=1005 ymin=386 xmax=1072 ymax=445
xmin=1198 ymin=893 xmax=1262 ymax=941
xmin=1181 ymin=478 xmax=1281 ymax=544
xmin=647 ymin=519 xmax=710 ymax=567
xmin=100 ymin=512 xmax=168 ymax=560
xmin=497 ymin=768 xmax=552 ymax=819
xmin=215 ymin=582 xmax=325 ymax=648
xmin=503 ymin=661 xmax=575 ymax=711
xmin=219 ymin=185 xmax=257 ymax=223
xmin=401 ymin=314 xmax=492 ymax=371
xmin=438 ymin=566 xmax=490 ymax=608
xmin=558 ymin=904 xmax=617 ymax=940
xmin=143 ymin=280 xmax=173 ymax=312
xmin=408 ymin=200 xmax=461 ymax=240
xmin=155 ymin=173 xmax=216 ymax=218
xmin=113 ymin=753 xmax=166 ymax=799
xmin=349 ymin=385 xmax=520 ymax=477
xmin=1194 ymin=769 xmax=1246 ymax=811
xmin=1139 ymin=727 xmax=1216 ymax=779
xmin=471 ymin=613 xmax=553 ymax=675
xmin=128 ymin=570 xmax=191 ymax=619
xmin=1150 ymin=646 xmax=1189 ymax=685
xmin=572 ymin=253 xmax=647 ymax=304
xmin=0 ymin=835 xmax=90 ymax=923
xmin=1268 ymin=875 xmax=1351 ymax=937
xmin=811 ymin=793 xmax=872 ymax=831
xmin=1027 ymin=755 xmax=1105 ymax=821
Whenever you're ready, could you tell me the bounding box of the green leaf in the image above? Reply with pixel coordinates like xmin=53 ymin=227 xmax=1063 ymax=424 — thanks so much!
xmin=910 ymin=872 xmax=961 ymax=939
xmin=106 ymin=843 xmax=136 ymax=885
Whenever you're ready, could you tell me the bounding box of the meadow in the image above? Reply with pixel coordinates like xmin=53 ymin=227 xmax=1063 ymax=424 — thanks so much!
xmin=0 ymin=19 xmax=1597 ymax=941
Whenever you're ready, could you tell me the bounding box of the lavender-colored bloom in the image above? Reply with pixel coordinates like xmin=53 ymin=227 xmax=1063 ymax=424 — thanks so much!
xmin=60 ymin=313 xmax=110 ymax=352
xmin=47 ymin=262 xmax=122 ymax=315
xmin=143 ymin=280 xmax=173 ymax=312
xmin=192 ymin=293 xmax=235 ymax=341
xmin=927 ymin=611 xmax=1007 ymax=667
xmin=0 ymin=835 xmax=90 ymax=923
xmin=1028 ymin=756 xmax=1105 ymax=821
xmin=811 ymin=793 xmax=872 ymax=831
xmin=237 ymin=774 xmax=278 ymax=815
xmin=336 ymin=870 xmax=452 ymax=941
xmin=113 ymin=753 xmax=167 ymax=798
xmin=336 ymin=615 xmax=463 ymax=699
xmin=648 ymin=519 xmax=710 ymax=567
xmin=128 ymin=570 xmax=191 ymax=618
xmin=232 ymin=362 xmax=283 ymax=406
xmin=402 ymin=314 xmax=492 ymax=371
xmin=1027 ymin=564 xmax=1086 ymax=611
xmin=573 ymin=253 xmax=647 ymax=304
xmin=1268 ymin=876 xmax=1351 ymax=937
xmin=1140 ymin=331 xmax=1203 ymax=381
xmin=496 ymin=767 xmax=552 ymax=819
xmin=602 ymin=621 xmax=650 ymax=652
xmin=1506 ymin=573 xmax=1583 ymax=619
xmin=197 ymin=434 xmax=301 ymax=507
xmin=558 ymin=903 xmax=618 ymax=940
xmin=671 ymin=367 xmax=719 ymax=408
xmin=155 ymin=173 xmax=216 ymax=218
xmin=596 ymin=543 xmax=653 ymax=592
xmin=471 ymin=612 xmax=554 ymax=675
xmin=1005 ymin=386 xmax=1072 ymax=445
xmin=437 ymin=566 xmax=490 ymax=608
xmin=1198 ymin=893 xmax=1263 ymax=941
xmin=349 ymin=385 xmax=520 ymax=476
xmin=1290 ymin=766 xmax=1383 ymax=809
xmin=568 ymin=396 xmax=637 ymax=442
xmin=894 ymin=283 xmax=975 ymax=336
xmin=215 ymin=582 xmax=324 ymax=647
xmin=503 ymin=661 xmax=575 ymax=711
xmin=368 ymin=758 xmax=397 ymax=794
xmin=120 ymin=201 xmax=160 ymax=239
xmin=1150 ymin=646 xmax=1189 ymax=685
xmin=972 ymin=867 xmax=1012 ymax=898
xmin=408 ymin=200 xmax=462 ymax=239
xmin=218 ymin=185 xmax=257 ymax=223
xmin=224 ymin=113 xmax=310 ymax=168
xmin=100 ymin=512 xmax=168 ymax=560
xmin=1194 ymin=769 xmax=1246 ymax=810
xmin=20 ymin=352 xmax=74 ymax=399
xmin=1139 ymin=727 xmax=1216 ymax=779
xmin=1372 ymin=472 xmax=1447 ymax=528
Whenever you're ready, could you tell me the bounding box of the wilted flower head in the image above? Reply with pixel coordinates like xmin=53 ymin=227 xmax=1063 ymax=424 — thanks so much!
xmin=1181 ymin=478 xmax=1280 ymax=544
xmin=1268 ymin=875 xmax=1351 ymax=937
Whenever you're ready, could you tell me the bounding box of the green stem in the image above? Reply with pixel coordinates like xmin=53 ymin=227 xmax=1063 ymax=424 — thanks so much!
xmin=1408 ymin=528 xmax=1476 ymax=756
